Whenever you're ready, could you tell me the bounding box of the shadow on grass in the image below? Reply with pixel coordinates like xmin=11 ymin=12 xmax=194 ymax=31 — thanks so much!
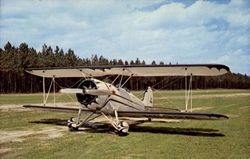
xmin=129 ymin=126 xmax=225 ymax=137
xmin=30 ymin=118 xmax=67 ymax=126
xmin=30 ymin=118 xmax=225 ymax=137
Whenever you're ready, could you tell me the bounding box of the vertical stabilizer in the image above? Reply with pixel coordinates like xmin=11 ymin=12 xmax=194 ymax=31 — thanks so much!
xmin=143 ymin=87 xmax=153 ymax=106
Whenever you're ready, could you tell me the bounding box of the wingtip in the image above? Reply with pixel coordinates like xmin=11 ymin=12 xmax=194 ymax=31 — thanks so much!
xmin=223 ymin=115 xmax=229 ymax=120
xmin=218 ymin=114 xmax=229 ymax=120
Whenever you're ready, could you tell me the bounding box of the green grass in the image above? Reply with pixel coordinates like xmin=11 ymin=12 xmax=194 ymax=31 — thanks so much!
xmin=0 ymin=89 xmax=250 ymax=159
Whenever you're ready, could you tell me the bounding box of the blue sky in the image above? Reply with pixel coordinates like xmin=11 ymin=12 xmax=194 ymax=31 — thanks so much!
xmin=0 ymin=0 xmax=250 ymax=74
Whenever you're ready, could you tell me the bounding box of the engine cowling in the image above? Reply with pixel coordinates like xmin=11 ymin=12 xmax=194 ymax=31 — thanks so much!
xmin=76 ymin=79 xmax=97 ymax=106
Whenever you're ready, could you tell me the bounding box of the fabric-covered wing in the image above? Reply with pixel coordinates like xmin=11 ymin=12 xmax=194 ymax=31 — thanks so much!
xmin=26 ymin=64 xmax=230 ymax=78
xmin=113 ymin=64 xmax=229 ymax=77
xmin=26 ymin=68 xmax=106 ymax=78
xmin=117 ymin=111 xmax=229 ymax=120
xmin=23 ymin=105 xmax=228 ymax=120
xmin=23 ymin=105 xmax=90 ymax=113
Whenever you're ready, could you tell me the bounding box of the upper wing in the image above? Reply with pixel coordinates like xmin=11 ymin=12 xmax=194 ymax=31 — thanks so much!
xmin=117 ymin=111 xmax=229 ymax=120
xmin=26 ymin=64 xmax=230 ymax=78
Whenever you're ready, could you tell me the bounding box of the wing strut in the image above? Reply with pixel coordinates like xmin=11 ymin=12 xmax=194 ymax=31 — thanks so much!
xmin=185 ymin=68 xmax=187 ymax=111
xmin=43 ymin=75 xmax=56 ymax=106
xmin=111 ymin=74 xmax=121 ymax=85
xmin=121 ymin=74 xmax=133 ymax=88
xmin=185 ymin=72 xmax=193 ymax=112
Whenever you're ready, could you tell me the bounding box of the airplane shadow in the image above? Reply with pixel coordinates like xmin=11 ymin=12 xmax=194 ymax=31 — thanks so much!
xmin=129 ymin=126 xmax=224 ymax=137
xmin=30 ymin=118 xmax=225 ymax=137
xmin=30 ymin=118 xmax=68 ymax=126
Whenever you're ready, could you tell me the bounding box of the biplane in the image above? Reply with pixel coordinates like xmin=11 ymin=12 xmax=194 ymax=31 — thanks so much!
xmin=23 ymin=64 xmax=229 ymax=136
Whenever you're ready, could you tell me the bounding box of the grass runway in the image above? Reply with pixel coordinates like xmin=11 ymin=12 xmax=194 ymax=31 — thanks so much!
xmin=0 ymin=89 xmax=249 ymax=159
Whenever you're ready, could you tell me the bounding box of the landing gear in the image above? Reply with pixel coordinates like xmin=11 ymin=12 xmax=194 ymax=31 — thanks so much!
xmin=67 ymin=108 xmax=82 ymax=131
xmin=116 ymin=121 xmax=129 ymax=136
xmin=67 ymin=108 xmax=97 ymax=131
xmin=67 ymin=107 xmax=130 ymax=135
xmin=67 ymin=117 xmax=79 ymax=131
xmin=101 ymin=111 xmax=130 ymax=136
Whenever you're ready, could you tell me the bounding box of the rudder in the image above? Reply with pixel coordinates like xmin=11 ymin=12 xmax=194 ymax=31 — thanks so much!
xmin=143 ymin=87 xmax=153 ymax=106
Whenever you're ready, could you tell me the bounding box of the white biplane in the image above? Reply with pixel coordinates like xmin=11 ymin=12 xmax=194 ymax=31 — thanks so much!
xmin=23 ymin=64 xmax=229 ymax=136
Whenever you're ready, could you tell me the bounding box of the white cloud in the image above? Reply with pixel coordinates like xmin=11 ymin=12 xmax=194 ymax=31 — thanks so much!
xmin=0 ymin=0 xmax=249 ymax=74
xmin=210 ymin=49 xmax=250 ymax=74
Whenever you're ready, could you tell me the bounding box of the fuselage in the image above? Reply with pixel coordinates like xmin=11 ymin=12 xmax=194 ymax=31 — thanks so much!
xmin=80 ymin=78 xmax=145 ymax=114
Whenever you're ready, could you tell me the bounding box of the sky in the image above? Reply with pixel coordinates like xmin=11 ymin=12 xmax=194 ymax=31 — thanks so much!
xmin=0 ymin=0 xmax=250 ymax=74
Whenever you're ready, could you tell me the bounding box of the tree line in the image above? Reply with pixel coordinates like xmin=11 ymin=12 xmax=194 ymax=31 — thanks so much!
xmin=0 ymin=42 xmax=250 ymax=93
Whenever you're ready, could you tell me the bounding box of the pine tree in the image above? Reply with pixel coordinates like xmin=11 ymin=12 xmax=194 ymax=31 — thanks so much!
xmin=135 ymin=58 xmax=141 ymax=65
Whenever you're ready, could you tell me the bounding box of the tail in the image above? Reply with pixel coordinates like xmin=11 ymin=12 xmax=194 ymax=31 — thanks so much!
xmin=143 ymin=87 xmax=153 ymax=106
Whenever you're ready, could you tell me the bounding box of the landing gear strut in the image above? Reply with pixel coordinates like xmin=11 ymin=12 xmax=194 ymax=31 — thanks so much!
xmin=101 ymin=111 xmax=130 ymax=136
xmin=67 ymin=107 xmax=130 ymax=136
xmin=67 ymin=109 xmax=97 ymax=131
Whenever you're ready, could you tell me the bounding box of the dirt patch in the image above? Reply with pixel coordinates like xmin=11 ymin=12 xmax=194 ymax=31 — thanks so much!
xmin=0 ymin=126 xmax=72 ymax=144
xmin=228 ymin=114 xmax=239 ymax=118
xmin=239 ymin=106 xmax=250 ymax=110
xmin=0 ymin=131 xmax=33 ymax=143
xmin=155 ymin=93 xmax=250 ymax=100
xmin=0 ymin=104 xmax=29 ymax=112
xmin=191 ymin=106 xmax=213 ymax=111
xmin=195 ymin=93 xmax=250 ymax=99
xmin=0 ymin=148 xmax=12 ymax=155
xmin=36 ymin=127 xmax=68 ymax=140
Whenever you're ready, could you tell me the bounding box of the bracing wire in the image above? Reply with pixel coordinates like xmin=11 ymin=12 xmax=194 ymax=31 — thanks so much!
xmin=136 ymin=76 xmax=185 ymax=99
xmin=133 ymin=76 xmax=185 ymax=110
xmin=54 ymin=80 xmax=81 ymax=105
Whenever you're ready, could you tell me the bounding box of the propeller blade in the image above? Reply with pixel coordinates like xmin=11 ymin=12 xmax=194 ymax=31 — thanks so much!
xmin=85 ymin=89 xmax=112 ymax=96
xmin=60 ymin=88 xmax=112 ymax=96
xmin=60 ymin=88 xmax=83 ymax=94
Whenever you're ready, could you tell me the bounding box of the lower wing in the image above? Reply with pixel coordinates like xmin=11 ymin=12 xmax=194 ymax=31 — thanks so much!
xmin=117 ymin=111 xmax=228 ymax=120
xmin=23 ymin=105 xmax=89 ymax=113
xmin=23 ymin=105 xmax=228 ymax=120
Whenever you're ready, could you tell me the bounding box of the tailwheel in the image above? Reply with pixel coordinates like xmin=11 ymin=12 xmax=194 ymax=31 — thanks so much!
xmin=117 ymin=121 xmax=129 ymax=136
xmin=67 ymin=117 xmax=79 ymax=131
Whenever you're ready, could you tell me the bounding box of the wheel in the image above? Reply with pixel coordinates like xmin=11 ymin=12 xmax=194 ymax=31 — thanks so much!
xmin=67 ymin=117 xmax=79 ymax=131
xmin=117 ymin=121 xmax=129 ymax=136
xmin=118 ymin=130 xmax=128 ymax=136
xmin=68 ymin=124 xmax=79 ymax=131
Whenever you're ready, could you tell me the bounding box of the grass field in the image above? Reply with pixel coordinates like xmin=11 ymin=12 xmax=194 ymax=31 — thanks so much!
xmin=0 ymin=89 xmax=249 ymax=159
